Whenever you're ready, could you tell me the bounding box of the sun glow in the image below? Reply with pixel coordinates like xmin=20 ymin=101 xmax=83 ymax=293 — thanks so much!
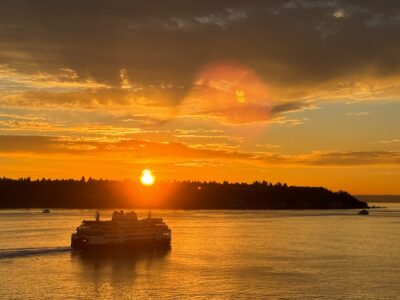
xmin=140 ymin=169 xmax=155 ymax=186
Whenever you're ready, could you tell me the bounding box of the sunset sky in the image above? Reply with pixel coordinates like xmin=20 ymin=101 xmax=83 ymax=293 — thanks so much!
xmin=1 ymin=0 xmax=399 ymax=194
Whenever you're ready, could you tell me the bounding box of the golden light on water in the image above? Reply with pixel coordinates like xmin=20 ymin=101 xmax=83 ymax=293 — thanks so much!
xmin=140 ymin=169 xmax=155 ymax=186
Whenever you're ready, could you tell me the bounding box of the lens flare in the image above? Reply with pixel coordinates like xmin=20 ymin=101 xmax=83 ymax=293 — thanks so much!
xmin=235 ymin=90 xmax=246 ymax=103
xmin=184 ymin=61 xmax=272 ymax=125
xmin=140 ymin=169 xmax=155 ymax=186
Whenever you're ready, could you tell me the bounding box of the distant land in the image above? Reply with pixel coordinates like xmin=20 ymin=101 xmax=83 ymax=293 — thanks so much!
xmin=355 ymin=195 xmax=400 ymax=203
xmin=0 ymin=177 xmax=368 ymax=209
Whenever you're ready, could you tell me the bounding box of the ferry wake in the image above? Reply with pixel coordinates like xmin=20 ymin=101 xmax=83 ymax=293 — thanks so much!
xmin=71 ymin=211 xmax=171 ymax=250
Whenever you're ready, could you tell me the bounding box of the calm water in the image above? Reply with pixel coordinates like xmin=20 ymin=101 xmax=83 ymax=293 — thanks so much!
xmin=1 ymin=206 xmax=400 ymax=299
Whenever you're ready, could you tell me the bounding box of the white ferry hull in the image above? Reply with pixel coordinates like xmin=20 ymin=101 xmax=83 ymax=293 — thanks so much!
xmin=71 ymin=235 xmax=171 ymax=250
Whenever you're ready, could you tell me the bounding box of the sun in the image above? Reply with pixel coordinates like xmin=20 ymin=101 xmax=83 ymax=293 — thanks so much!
xmin=140 ymin=169 xmax=155 ymax=186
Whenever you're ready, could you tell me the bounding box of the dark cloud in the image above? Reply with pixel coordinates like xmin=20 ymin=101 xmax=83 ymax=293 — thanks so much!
xmin=186 ymin=100 xmax=314 ymax=125
xmin=1 ymin=0 xmax=400 ymax=95
xmin=0 ymin=135 xmax=55 ymax=152
xmin=270 ymin=101 xmax=312 ymax=115
xmin=259 ymin=150 xmax=400 ymax=166
xmin=306 ymin=151 xmax=400 ymax=166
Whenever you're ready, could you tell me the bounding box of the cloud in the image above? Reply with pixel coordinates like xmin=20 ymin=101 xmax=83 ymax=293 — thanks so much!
xmin=256 ymin=150 xmax=400 ymax=166
xmin=0 ymin=135 xmax=58 ymax=153
xmin=270 ymin=101 xmax=315 ymax=115
xmin=1 ymin=86 xmax=182 ymax=119
xmin=2 ymin=0 xmax=400 ymax=97
xmin=0 ymin=119 xmax=62 ymax=132
xmin=346 ymin=111 xmax=371 ymax=116
xmin=1 ymin=135 xmax=399 ymax=167
xmin=0 ymin=135 xmax=250 ymax=163
xmin=302 ymin=151 xmax=400 ymax=166
xmin=119 ymin=69 xmax=132 ymax=89
xmin=375 ymin=139 xmax=400 ymax=144
xmin=256 ymin=144 xmax=281 ymax=149
xmin=365 ymin=13 xmax=400 ymax=29
xmin=333 ymin=8 xmax=349 ymax=19
xmin=0 ymin=64 xmax=108 ymax=92
xmin=1 ymin=1 xmax=400 ymax=132
xmin=128 ymin=8 xmax=247 ymax=31
xmin=194 ymin=8 xmax=247 ymax=28
xmin=282 ymin=0 xmax=338 ymax=10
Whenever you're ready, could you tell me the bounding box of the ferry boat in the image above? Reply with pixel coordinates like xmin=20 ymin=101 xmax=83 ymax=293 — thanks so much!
xmin=71 ymin=210 xmax=171 ymax=250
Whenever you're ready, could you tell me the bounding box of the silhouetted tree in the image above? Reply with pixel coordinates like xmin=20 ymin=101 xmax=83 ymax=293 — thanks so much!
xmin=0 ymin=177 xmax=368 ymax=209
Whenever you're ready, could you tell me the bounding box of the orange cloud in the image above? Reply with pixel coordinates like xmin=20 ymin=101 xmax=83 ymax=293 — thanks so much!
xmin=1 ymin=135 xmax=399 ymax=167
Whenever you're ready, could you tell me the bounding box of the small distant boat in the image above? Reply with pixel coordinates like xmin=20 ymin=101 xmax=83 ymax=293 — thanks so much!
xmin=358 ymin=209 xmax=369 ymax=215
xmin=42 ymin=209 xmax=50 ymax=213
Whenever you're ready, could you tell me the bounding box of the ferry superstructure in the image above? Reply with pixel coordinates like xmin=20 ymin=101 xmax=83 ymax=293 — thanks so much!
xmin=71 ymin=210 xmax=171 ymax=250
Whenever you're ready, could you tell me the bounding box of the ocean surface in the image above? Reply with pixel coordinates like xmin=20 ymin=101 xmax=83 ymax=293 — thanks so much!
xmin=1 ymin=206 xmax=400 ymax=299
